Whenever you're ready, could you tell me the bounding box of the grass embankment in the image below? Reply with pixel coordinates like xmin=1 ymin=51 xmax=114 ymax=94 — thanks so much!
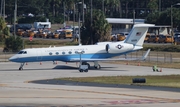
xmin=23 ymin=39 xmax=78 ymax=48
xmin=57 ymin=75 xmax=180 ymax=88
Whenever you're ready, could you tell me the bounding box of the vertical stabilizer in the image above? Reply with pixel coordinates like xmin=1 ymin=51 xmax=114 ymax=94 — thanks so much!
xmin=125 ymin=24 xmax=155 ymax=46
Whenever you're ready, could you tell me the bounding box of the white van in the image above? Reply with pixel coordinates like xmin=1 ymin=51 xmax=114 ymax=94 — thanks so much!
xmin=34 ymin=22 xmax=51 ymax=30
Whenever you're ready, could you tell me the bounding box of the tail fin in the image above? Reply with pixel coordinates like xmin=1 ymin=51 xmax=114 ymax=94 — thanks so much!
xmin=125 ymin=24 xmax=155 ymax=46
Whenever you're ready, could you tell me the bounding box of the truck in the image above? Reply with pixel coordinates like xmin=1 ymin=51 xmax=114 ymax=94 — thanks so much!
xmin=34 ymin=22 xmax=51 ymax=30
xmin=59 ymin=29 xmax=73 ymax=39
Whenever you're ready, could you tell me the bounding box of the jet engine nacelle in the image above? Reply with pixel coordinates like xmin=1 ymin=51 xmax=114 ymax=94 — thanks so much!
xmin=105 ymin=43 xmax=134 ymax=53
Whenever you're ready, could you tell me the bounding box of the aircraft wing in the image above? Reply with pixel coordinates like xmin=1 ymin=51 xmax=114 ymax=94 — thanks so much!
xmin=70 ymin=49 xmax=151 ymax=62
xmin=70 ymin=58 xmax=141 ymax=62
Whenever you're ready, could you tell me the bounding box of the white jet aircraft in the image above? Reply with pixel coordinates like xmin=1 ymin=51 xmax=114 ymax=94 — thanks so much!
xmin=9 ymin=24 xmax=154 ymax=71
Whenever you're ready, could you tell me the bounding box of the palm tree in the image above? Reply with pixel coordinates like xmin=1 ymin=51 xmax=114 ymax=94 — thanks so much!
xmin=0 ymin=17 xmax=10 ymax=42
xmin=81 ymin=9 xmax=111 ymax=44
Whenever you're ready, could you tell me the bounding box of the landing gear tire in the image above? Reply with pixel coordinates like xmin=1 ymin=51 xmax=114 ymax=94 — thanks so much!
xmin=79 ymin=69 xmax=83 ymax=72
xmin=82 ymin=62 xmax=90 ymax=69
xmin=84 ymin=69 xmax=88 ymax=72
xmin=19 ymin=67 xmax=23 ymax=70
xmin=94 ymin=64 xmax=101 ymax=69
xmin=19 ymin=63 xmax=25 ymax=70
xmin=87 ymin=63 xmax=90 ymax=69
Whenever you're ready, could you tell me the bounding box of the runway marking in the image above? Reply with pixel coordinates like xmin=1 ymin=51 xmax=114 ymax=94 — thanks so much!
xmin=1 ymin=84 xmax=180 ymax=105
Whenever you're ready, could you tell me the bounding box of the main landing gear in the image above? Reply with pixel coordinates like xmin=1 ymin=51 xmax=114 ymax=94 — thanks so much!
xmin=94 ymin=61 xmax=101 ymax=69
xmin=78 ymin=61 xmax=101 ymax=73
xmin=19 ymin=63 xmax=25 ymax=70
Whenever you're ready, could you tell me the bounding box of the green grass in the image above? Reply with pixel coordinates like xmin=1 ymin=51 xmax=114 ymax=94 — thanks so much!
xmin=57 ymin=75 xmax=180 ymax=88
xmin=109 ymin=61 xmax=180 ymax=69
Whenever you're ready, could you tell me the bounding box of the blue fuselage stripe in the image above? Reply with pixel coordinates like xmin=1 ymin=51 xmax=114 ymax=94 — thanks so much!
xmin=11 ymin=52 xmax=128 ymax=63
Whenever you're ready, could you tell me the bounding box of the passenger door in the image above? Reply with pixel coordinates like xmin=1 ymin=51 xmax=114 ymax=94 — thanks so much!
xmin=37 ymin=50 xmax=42 ymax=60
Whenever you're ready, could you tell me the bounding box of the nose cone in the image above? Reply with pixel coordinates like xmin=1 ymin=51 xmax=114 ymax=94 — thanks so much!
xmin=9 ymin=56 xmax=18 ymax=62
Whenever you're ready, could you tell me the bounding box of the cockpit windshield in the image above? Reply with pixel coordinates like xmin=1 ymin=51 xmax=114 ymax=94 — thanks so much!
xmin=18 ymin=51 xmax=27 ymax=54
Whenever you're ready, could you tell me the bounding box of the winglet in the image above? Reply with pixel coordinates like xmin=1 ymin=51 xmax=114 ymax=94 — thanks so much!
xmin=141 ymin=49 xmax=151 ymax=60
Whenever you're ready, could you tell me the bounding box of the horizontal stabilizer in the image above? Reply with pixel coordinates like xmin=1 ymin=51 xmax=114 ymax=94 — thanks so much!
xmin=141 ymin=49 xmax=151 ymax=60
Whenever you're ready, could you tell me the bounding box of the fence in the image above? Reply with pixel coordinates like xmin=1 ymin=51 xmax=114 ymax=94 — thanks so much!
xmin=117 ymin=50 xmax=180 ymax=63
xmin=0 ymin=51 xmax=180 ymax=63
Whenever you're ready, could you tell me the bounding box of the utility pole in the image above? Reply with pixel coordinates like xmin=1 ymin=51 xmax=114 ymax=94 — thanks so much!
xmin=78 ymin=2 xmax=82 ymax=45
xmin=159 ymin=0 xmax=161 ymax=12
xmin=90 ymin=0 xmax=93 ymax=44
xmin=14 ymin=0 xmax=17 ymax=39
xmin=3 ymin=0 xmax=5 ymax=19
xmin=82 ymin=0 xmax=84 ymax=24
xmin=63 ymin=2 xmax=66 ymax=27
xmin=73 ymin=3 xmax=75 ymax=40
xmin=102 ymin=0 xmax=104 ymax=13
xmin=0 ymin=0 xmax=3 ymax=17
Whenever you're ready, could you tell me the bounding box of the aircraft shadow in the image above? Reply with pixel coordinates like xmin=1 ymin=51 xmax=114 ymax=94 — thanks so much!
xmin=0 ymin=68 xmax=54 ymax=72
xmin=0 ymin=66 xmax=127 ymax=72
xmin=53 ymin=65 xmax=128 ymax=72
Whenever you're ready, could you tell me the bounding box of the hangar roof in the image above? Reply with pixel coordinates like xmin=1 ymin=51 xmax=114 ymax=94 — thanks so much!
xmin=106 ymin=18 xmax=145 ymax=24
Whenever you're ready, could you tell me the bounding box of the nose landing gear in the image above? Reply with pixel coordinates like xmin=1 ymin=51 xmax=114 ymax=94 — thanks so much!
xmin=19 ymin=63 xmax=25 ymax=70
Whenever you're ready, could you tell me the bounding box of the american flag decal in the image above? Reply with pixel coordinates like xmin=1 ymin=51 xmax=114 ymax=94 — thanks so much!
xmin=136 ymin=32 xmax=141 ymax=36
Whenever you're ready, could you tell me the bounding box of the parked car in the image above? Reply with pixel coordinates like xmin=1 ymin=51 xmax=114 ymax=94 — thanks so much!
xmin=111 ymin=34 xmax=117 ymax=41
xmin=16 ymin=29 xmax=24 ymax=36
xmin=158 ymin=34 xmax=174 ymax=43
xmin=174 ymin=36 xmax=180 ymax=45
xmin=59 ymin=29 xmax=73 ymax=39
xmin=119 ymin=32 xmax=129 ymax=38
xmin=174 ymin=33 xmax=180 ymax=40
xmin=53 ymin=31 xmax=61 ymax=38
xmin=116 ymin=34 xmax=126 ymax=41
xmin=147 ymin=35 xmax=159 ymax=43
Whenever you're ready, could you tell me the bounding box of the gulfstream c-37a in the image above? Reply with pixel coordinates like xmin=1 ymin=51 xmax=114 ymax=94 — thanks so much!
xmin=9 ymin=24 xmax=154 ymax=71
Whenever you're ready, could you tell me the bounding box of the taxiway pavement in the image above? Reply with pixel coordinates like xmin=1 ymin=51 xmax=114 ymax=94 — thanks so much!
xmin=0 ymin=61 xmax=180 ymax=107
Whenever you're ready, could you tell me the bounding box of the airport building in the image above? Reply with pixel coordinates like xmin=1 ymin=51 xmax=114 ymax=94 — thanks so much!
xmin=106 ymin=18 xmax=145 ymax=34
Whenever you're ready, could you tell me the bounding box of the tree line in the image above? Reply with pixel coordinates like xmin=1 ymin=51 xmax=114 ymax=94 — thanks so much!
xmin=3 ymin=0 xmax=180 ymax=29
xmin=1 ymin=0 xmax=180 ymax=51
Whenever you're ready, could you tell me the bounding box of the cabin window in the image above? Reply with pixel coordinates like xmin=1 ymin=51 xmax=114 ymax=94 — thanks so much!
xmin=49 ymin=52 xmax=53 ymax=55
xmin=62 ymin=52 xmax=65 ymax=55
xmin=56 ymin=52 xmax=59 ymax=55
xmin=18 ymin=51 xmax=24 ymax=54
xmin=68 ymin=51 xmax=72 ymax=54
xmin=23 ymin=51 xmax=27 ymax=54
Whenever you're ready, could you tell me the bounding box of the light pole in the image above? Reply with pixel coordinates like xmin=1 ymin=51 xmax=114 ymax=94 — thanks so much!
xmin=171 ymin=3 xmax=180 ymax=44
xmin=133 ymin=9 xmax=135 ymax=26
